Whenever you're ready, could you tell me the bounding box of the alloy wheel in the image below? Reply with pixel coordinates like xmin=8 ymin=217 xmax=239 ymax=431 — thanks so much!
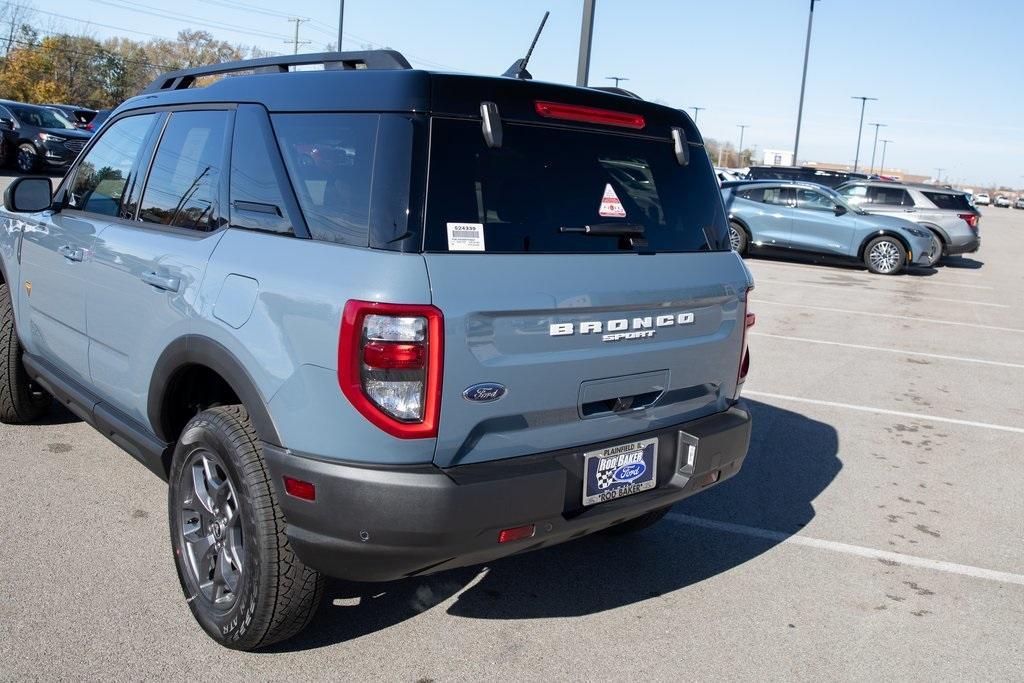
xmin=868 ymin=240 xmax=901 ymax=274
xmin=178 ymin=449 xmax=244 ymax=607
xmin=729 ymin=226 xmax=742 ymax=251
xmin=16 ymin=147 xmax=35 ymax=173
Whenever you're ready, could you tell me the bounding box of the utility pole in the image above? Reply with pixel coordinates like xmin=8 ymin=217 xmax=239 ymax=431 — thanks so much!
xmin=737 ymin=124 xmax=749 ymax=167
xmin=576 ymin=0 xmax=597 ymax=87
xmin=867 ymin=122 xmax=886 ymax=174
xmin=793 ymin=0 xmax=820 ymax=165
xmin=690 ymin=106 xmax=705 ymax=124
xmin=336 ymin=0 xmax=344 ymax=52
xmin=606 ymin=76 xmax=628 ymax=88
xmin=934 ymin=168 xmax=945 ymax=183
xmin=286 ymin=18 xmax=311 ymax=55
xmin=879 ymin=139 xmax=892 ymax=174
xmin=850 ymin=95 xmax=876 ymax=172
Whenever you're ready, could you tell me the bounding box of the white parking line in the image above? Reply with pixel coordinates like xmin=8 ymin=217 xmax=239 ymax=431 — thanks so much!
xmin=666 ymin=513 xmax=1024 ymax=587
xmin=744 ymin=390 xmax=1024 ymax=435
xmin=750 ymin=332 xmax=1024 ymax=369
xmin=747 ymin=260 xmax=995 ymax=290
xmin=755 ymin=300 xmax=1024 ymax=334
xmin=753 ymin=278 xmax=1008 ymax=308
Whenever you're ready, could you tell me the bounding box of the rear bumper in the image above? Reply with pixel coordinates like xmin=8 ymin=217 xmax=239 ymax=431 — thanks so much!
xmin=264 ymin=403 xmax=752 ymax=582
xmin=945 ymin=233 xmax=980 ymax=255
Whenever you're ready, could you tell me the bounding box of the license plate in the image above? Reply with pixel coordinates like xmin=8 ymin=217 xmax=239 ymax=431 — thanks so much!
xmin=582 ymin=437 xmax=658 ymax=507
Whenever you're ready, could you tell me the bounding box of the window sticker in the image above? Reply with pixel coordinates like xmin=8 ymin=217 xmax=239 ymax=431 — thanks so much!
xmin=598 ymin=183 xmax=627 ymax=218
xmin=446 ymin=222 xmax=486 ymax=251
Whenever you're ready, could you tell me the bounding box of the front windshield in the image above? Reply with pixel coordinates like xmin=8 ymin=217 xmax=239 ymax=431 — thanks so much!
xmin=11 ymin=105 xmax=77 ymax=130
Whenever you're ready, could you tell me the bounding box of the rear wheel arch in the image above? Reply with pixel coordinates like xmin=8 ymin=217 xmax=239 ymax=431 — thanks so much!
xmin=149 ymin=336 xmax=282 ymax=451
xmin=917 ymin=222 xmax=948 ymax=247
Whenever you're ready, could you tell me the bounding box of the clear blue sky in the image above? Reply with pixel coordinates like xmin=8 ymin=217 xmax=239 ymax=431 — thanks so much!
xmin=28 ymin=0 xmax=1024 ymax=188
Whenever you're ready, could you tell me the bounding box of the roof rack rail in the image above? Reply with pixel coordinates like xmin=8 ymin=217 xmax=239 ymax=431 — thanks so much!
xmin=141 ymin=50 xmax=412 ymax=94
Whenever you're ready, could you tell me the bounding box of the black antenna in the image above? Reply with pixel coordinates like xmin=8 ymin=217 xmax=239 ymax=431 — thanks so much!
xmin=502 ymin=11 xmax=550 ymax=80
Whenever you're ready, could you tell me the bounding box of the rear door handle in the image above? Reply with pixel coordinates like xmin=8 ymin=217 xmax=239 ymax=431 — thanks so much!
xmin=140 ymin=271 xmax=180 ymax=292
xmin=58 ymin=244 xmax=84 ymax=262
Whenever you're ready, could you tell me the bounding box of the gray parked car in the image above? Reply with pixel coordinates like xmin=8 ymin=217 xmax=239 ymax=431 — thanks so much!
xmin=0 ymin=51 xmax=754 ymax=649
xmin=836 ymin=181 xmax=980 ymax=263
xmin=722 ymin=180 xmax=937 ymax=275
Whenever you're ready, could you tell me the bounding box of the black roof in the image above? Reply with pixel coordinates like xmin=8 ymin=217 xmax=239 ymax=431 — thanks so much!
xmin=117 ymin=50 xmax=699 ymax=143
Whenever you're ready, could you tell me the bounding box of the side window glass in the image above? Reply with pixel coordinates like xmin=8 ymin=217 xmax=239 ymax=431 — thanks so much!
xmin=867 ymin=186 xmax=912 ymax=206
xmin=272 ymin=113 xmax=379 ymax=246
xmin=737 ymin=188 xmax=763 ymax=202
xmin=139 ymin=110 xmax=230 ymax=231
xmin=65 ymin=114 xmax=157 ymax=217
xmin=230 ymin=105 xmax=295 ymax=235
xmin=840 ymin=185 xmax=867 ymax=204
xmin=762 ymin=187 xmax=788 ymax=205
xmin=796 ymin=188 xmax=835 ymax=211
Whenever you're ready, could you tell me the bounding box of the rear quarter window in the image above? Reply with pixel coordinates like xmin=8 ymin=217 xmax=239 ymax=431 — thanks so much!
xmin=866 ymin=186 xmax=914 ymax=206
xmin=423 ymin=118 xmax=728 ymax=253
xmin=922 ymin=191 xmax=972 ymax=211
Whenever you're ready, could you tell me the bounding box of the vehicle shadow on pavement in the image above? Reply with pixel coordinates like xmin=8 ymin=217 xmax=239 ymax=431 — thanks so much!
xmin=752 ymin=252 xmax=939 ymax=277
xmin=35 ymin=402 xmax=83 ymax=426
xmin=272 ymin=400 xmax=840 ymax=652
xmin=939 ymin=256 xmax=984 ymax=269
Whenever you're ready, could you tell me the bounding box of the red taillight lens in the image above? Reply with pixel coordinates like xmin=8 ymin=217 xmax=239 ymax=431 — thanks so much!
xmin=283 ymin=476 xmax=316 ymax=501
xmin=958 ymin=213 xmax=979 ymax=229
xmin=534 ymin=101 xmax=645 ymax=129
xmin=363 ymin=342 xmax=425 ymax=370
xmin=339 ymin=300 xmax=443 ymax=439
xmin=498 ymin=524 xmax=536 ymax=544
xmin=738 ymin=301 xmax=755 ymax=386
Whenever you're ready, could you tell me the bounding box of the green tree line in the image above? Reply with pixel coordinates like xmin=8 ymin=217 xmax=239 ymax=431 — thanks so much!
xmin=0 ymin=14 xmax=267 ymax=108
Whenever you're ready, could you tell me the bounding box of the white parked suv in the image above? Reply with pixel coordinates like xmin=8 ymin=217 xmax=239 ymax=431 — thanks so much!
xmin=974 ymin=193 xmax=991 ymax=206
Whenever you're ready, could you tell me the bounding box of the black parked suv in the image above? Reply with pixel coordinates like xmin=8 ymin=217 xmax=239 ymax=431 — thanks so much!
xmin=43 ymin=103 xmax=100 ymax=131
xmin=0 ymin=100 xmax=93 ymax=172
xmin=747 ymin=165 xmax=870 ymax=188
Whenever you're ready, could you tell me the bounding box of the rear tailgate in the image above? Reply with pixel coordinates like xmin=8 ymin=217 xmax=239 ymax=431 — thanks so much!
xmin=427 ymin=252 xmax=751 ymax=467
xmin=420 ymin=96 xmax=752 ymax=467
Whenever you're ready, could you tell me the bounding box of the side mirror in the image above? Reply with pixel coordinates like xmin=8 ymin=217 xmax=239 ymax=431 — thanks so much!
xmin=0 ymin=117 xmax=13 ymax=130
xmin=3 ymin=176 xmax=53 ymax=213
xmin=834 ymin=204 xmax=848 ymax=216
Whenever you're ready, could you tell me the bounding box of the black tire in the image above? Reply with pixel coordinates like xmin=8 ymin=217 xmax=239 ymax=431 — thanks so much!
xmin=169 ymin=405 xmax=324 ymax=650
xmin=0 ymin=283 xmax=51 ymax=423
xmin=729 ymin=221 xmax=749 ymax=256
xmin=863 ymin=236 xmax=907 ymax=275
xmin=599 ymin=506 xmax=671 ymax=536
xmin=16 ymin=143 xmax=37 ymax=173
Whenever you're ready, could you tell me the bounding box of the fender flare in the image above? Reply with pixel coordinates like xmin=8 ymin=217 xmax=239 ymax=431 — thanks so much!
xmin=858 ymin=230 xmax=912 ymax=260
xmin=727 ymin=214 xmax=752 ymax=238
xmin=148 ymin=335 xmax=282 ymax=446
xmin=916 ymin=221 xmax=949 ymax=247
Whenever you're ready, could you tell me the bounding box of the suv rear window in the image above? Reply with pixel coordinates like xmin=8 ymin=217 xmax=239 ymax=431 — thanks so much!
xmin=423 ymin=119 xmax=728 ymax=253
xmin=922 ymin=191 xmax=972 ymax=211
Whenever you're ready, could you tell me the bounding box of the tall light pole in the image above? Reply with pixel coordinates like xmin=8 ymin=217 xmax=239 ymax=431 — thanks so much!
xmin=793 ymin=0 xmax=820 ymax=166
xmin=336 ymin=0 xmax=344 ymax=51
xmin=934 ymin=168 xmax=945 ymax=183
xmin=690 ymin=106 xmax=705 ymax=124
xmin=737 ymin=124 xmax=749 ymax=167
xmin=850 ymin=95 xmax=877 ymax=172
xmin=576 ymin=0 xmax=597 ymax=87
xmin=606 ymin=76 xmax=628 ymax=88
xmin=868 ymin=122 xmax=886 ymax=174
xmin=879 ymin=139 xmax=892 ymax=174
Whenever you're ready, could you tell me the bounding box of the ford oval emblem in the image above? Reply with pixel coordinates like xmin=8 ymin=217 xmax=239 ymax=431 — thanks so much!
xmin=614 ymin=462 xmax=646 ymax=483
xmin=463 ymin=382 xmax=507 ymax=403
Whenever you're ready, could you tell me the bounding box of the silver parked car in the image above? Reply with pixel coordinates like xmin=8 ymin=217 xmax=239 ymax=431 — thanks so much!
xmin=836 ymin=181 xmax=980 ymax=265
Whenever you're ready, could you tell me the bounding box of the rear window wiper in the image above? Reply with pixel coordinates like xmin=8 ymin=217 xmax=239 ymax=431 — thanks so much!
xmin=559 ymin=223 xmax=645 ymax=237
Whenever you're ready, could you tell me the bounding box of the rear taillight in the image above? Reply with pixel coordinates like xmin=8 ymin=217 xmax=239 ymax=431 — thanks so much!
xmin=338 ymin=300 xmax=443 ymax=438
xmin=958 ymin=213 xmax=979 ymax=229
xmin=737 ymin=296 xmax=755 ymax=386
xmin=534 ymin=101 xmax=645 ymax=129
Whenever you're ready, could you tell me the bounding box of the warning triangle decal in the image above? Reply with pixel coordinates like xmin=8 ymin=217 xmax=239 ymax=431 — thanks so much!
xmin=598 ymin=183 xmax=627 ymax=218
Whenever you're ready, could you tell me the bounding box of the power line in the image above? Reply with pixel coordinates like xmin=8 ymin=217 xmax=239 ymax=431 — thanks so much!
xmin=1 ymin=1 xmax=174 ymax=41
xmin=82 ymin=0 xmax=293 ymax=41
xmin=285 ymin=17 xmax=310 ymax=55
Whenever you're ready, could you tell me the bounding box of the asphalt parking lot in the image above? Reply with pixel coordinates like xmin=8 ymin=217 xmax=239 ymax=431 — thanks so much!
xmin=0 ymin=174 xmax=1021 ymax=678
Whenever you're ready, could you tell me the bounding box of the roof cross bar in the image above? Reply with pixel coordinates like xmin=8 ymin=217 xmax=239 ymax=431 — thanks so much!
xmin=142 ymin=50 xmax=412 ymax=94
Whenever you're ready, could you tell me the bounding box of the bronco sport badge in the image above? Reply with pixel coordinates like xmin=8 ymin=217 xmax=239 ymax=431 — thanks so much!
xmin=549 ymin=312 xmax=695 ymax=342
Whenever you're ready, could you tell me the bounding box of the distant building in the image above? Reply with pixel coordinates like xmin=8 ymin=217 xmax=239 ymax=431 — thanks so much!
xmin=762 ymin=149 xmax=794 ymax=166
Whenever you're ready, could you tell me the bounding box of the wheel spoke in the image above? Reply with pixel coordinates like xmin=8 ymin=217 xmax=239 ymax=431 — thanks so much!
xmin=219 ymin=547 xmax=240 ymax=593
xmin=190 ymin=461 xmax=215 ymax=515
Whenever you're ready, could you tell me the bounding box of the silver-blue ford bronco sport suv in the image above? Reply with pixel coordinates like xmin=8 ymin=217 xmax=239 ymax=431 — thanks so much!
xmin=0 ymin=51 xmax=754 ymax=650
